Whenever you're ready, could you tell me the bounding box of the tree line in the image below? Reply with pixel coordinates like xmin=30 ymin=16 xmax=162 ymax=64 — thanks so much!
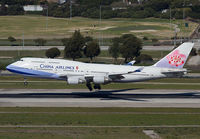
xmin=46 ymin=30 xmax=151 ymax=64
xmin=0 ymin=0 xmax=200 ymax=19
xmin=44 ymin=0 xmax=200 ymax=19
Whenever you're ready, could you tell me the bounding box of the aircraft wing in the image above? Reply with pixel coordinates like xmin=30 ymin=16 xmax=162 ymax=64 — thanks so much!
xmin=108 ymin=67 xmax=144 ymax=80
xmin=58 ymin=67 xmax=144 ymax=81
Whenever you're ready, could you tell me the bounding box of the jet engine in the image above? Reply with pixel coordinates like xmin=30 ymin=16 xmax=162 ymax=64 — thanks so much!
xmin=67 ymin=77 xmax=84 ymax=84
xmin=93 ymin=76 xmax=109 ymax=84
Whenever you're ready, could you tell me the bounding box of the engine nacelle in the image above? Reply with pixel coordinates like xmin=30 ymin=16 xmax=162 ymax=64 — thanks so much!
xmin=67 ymin=77 xmax=84 ymax=85
xmin=93 ymin=76 xmax=109 ymax=84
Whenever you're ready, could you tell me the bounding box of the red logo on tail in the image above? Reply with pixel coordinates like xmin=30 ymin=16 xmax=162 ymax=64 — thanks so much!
xmin=167 ymin=50 xmax=186 ymax=67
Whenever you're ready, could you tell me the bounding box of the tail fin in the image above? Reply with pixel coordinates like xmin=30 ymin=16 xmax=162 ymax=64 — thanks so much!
xmin=153 ymin=42 xmax=194 ymax=68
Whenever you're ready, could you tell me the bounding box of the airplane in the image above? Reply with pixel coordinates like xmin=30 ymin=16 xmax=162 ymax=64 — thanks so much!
xmin=6 ymin=42 xmax=194 ymax=91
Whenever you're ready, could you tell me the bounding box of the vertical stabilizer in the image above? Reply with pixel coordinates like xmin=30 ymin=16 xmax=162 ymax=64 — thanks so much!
xmin=154 ymin=42 xmax=194 ymax=68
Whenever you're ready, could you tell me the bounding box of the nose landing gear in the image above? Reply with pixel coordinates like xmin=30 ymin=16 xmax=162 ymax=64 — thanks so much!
xmin=24 ymin=78 xmax=28 ymax=86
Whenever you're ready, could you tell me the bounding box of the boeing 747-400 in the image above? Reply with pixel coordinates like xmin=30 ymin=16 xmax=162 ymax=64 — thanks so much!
xmin=6 ymin=42 xmax=194 ymax=91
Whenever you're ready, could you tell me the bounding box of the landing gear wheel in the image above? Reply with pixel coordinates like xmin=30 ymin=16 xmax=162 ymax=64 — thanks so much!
xmin=86 ymin=83 xmax=93 ymax=91
xmin=94 ymin=84 xmax=101 ymax=90
xmin=98 ymin=85 xmax=101 ymax=90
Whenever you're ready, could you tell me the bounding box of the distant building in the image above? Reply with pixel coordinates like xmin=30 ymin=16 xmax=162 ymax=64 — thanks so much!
xmin=137 ymin=0 xmax=147 ymax=4
xmin=43 ymin=0 xmax=74 ymax=4
xmin=0 ymin=4 xmax=8 ymax=8
xmin=112 ymin=7 xmax=127 ymax=11
xmin=44 ymin=0 xmax=67 ymax=4
xmin=46 ymin=0 xmax=58 ymax=3
xmin=111 ymin=1 xmax=128 ymax=11
xmin=162 ymin=9 xmax=168 ymax=13
xmin=23 ymin=5 xmax=43 ymax=12
xmin=123 ymin=0 xmax=131 ymax=5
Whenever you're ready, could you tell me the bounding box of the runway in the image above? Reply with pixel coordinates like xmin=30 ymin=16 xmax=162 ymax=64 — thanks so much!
xmin=0 ymin=89 xmax=200 ymax=107
xmin=0 ymin=43 xmax=199 ymax=51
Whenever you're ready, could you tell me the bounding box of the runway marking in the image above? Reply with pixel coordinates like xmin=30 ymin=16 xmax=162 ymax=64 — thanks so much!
xmin=143 ymin=130 xmax=161 ymax=139
xmin=0 ymin=112 xmax=200 ymax=114
xmin=0 ymin=125 xmax=199 ymax=128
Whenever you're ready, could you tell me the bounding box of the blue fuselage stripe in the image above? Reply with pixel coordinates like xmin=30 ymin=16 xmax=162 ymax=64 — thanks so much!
xmin=6 ymin=65 xmax=59 ymax=79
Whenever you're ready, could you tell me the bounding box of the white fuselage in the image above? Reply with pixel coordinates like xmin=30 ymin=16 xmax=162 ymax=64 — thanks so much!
xmin=6 ymin=42 xmax=193 ymax=91
xmin=6 ymin=57 xmax=182 ymax=84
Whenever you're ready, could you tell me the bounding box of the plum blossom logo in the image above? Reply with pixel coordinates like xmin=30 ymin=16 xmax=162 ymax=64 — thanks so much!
xmin=167 ymin=50 xmax=186 ymax=67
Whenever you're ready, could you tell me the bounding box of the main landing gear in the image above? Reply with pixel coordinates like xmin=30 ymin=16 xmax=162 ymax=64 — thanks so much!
xmin=86 ymin=83 xmax=93 ymax=91
xmin=94 ymin=84 xmax=101 ymax=90
xmin=86 ymin=83 xmax=101 ymax=91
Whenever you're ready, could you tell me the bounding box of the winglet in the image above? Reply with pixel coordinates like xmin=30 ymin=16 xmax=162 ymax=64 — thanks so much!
xmin=126 ymin=60 xmax=136 ymax=66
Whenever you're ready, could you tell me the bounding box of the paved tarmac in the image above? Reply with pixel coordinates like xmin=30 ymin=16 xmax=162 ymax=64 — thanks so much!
xmin=0 ymin=43 xmax=199 ymax=51
xmin=0 ymin=125 xmax=199 ymax=128
xmin=0 ymin=45 xmax=174 ymax=51
xmin=0 ymin=46 xmax=108 ymax=51
xmin=0 ymin=89 xmax=200 ymax=107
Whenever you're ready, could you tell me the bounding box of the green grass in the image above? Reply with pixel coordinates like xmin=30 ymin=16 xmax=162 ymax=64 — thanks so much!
xmin=156 ymin=128 xmax=200 ymax=139
xmin=0 ymin=16 xmax=198 ymax=40
xmin=106 ymin=25 xmax=168 ymax=34
xmin=0 ymin=127 xmax=149 ymax=139
xmin=1 ymin=76 xmax=200 ymax=83
xmin=0 ymin=127 xmax=200 ymax=139
xmin=0 ymin=81 xmax=199 ymax=89
xmin=0 ymin=107 xmax=199 ymax=126
xmin=141 ymin=50 xmax=171 ymax=59
xmin=0 ymin=39 xmax=64 ymax=46
xmin=0 ymin=108 xmax=200 ymax=138
xmin=0 ymin=113 xmax=200 ymax=126
xmin=0 ymin=107 xmax=200 ymax=113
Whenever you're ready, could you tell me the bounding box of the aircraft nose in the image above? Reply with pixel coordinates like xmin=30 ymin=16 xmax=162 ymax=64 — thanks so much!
xmin=6 ymin=64 xmax=14 ymax=72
